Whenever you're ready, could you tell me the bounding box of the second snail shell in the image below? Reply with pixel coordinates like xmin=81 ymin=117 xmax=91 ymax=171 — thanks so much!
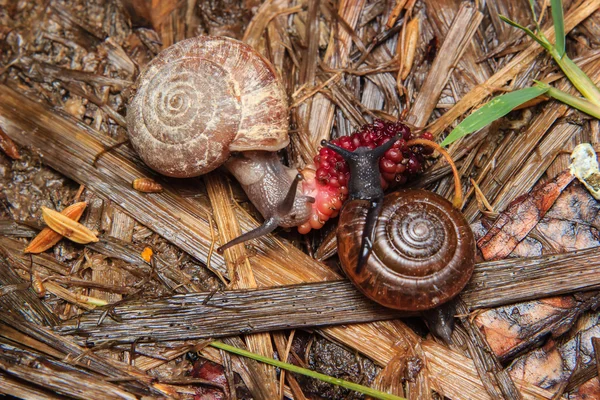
xmin=337 ymin=189 xmax=475 ymax=311
xmin=127 ymin=36 xmax=289 ymax=178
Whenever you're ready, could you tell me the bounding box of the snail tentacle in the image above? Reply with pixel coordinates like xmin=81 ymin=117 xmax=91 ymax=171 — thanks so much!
xmin=277 ymin=174 xmax=304 ymax=215
xmin=355 ymin=198 xmax=382 ymax=274
xmin=217 ymin=217 xmax=279 ymax=254
xmin=217 ymin=172 xmax=312 ymax=254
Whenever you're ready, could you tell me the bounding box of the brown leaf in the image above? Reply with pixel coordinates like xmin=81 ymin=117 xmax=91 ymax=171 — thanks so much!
xmin=477 ymin=170 xmax=575 ymax=260
xmin=41 ymin=206 xmax=98 ymax=244
xmin=475 ymin=296 xmax=579 ymax=359
xmin=569 ymin=377 xmax=600 ymax=400
xmin=507 ymin=319 xmax=600 ymax=396
xmin=24 ymin=202 xmax=87 ymax=253
xmin=400 ymin=17 xmax=419 ymax=80
xmin=507 ymin=339 xmax=568 ymax=392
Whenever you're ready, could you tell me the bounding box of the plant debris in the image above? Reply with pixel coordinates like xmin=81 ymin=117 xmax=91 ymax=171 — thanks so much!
xmin=41 ymin=206 xmax=99 ymax=244
xmin=24 ymin=202 xmax=87 ymax=253
xmin=570 ymin=142 xmax=600 ymax=198
xmin=132 ymin=177 xmax=164 ymax=193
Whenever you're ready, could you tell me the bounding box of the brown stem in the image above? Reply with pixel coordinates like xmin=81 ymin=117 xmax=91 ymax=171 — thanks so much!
xmin=407 ymin=138 xmax=463 ymax=208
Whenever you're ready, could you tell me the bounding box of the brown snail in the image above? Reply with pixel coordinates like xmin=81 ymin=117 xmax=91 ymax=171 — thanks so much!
xmin=127 ymin=36 xmax=314 ymax=250
xmin=322 ymin=138 xmax=476 ymax=311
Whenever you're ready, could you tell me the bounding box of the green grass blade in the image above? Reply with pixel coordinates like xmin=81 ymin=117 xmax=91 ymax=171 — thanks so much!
xmin=528 ymin=0 xmax=540 ymax=31
xmin=499 ymin=15 xmax=552 ymax=51
xmin=551 ymin=52 xmax=600 ymax=106
xmin=441 ymin=86 xmax=549 ymax=147
xmin=535 ymin=81 xmax=600 ymax=119
xmin=210 ymin=341 xmax=406 ymax=400
xmin=551 ymin=0 xmax=565 ymax=57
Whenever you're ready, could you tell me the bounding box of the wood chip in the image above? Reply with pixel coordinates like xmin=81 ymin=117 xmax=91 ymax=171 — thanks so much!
xmin=140 ymin=247 xmax=153 ymax=263
xmin=386 ymin=0 xmax=407 ymax=29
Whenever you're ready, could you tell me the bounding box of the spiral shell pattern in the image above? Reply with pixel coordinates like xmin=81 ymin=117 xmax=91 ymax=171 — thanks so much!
xmin=127 ymin=36 xmax=289 ymax=177
xmin=337 ymin=189 xmax=475 ymax=311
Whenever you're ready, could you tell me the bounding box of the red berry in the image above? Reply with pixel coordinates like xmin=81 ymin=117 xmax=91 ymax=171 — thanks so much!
xmin=421 ymin=132 xmax=434 ymax=141
xmin=312 ymin=119 xmax=425 ymax=220
xmin=385 ymin=148 xmax=403 ymax=163
xmin=407 ymin=155 xmax=420 ymax=173
xmin=380 ymin=158 xmax=397 ymax=174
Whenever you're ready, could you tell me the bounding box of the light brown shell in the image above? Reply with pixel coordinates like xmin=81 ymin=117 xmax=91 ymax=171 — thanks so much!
xmin=127 ymin=36 xmax=289 ymax=178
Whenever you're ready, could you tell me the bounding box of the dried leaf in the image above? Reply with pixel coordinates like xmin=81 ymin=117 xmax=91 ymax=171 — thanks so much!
xmin=400 ymin=17 xmax=419 ymax=80
xmin=41 ymin=206 xmax=99 ymax=244
xmin=24 ymin=202 xmax=88 ymax=253
xmin=570 ymin=378 xmax=600 ymax=400
xmin=507 ymin=318 xmax=600 ymax=396
xmin=477 ymin=170 xmax=575 ymax=260
xmin=0 ymin=125 xmax=20 ymax=159
xmin=476 ymin=296 xmax=583 ymax=359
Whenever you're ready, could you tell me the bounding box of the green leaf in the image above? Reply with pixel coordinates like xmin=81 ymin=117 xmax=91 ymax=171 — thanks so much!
xmin=499 ymin=15 xmax=552 ymax=51
xmin=210 ymin=341 xmax=406 ymax=400
xmin=441 ymin=86 xmax=549 ymax=147
xmin=551 ymin=0 xmax=565 ymax=57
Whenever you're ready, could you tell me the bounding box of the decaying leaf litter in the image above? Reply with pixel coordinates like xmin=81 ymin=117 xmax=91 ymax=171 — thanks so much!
xmin=2 ymin=0 xmax=600 ymax=399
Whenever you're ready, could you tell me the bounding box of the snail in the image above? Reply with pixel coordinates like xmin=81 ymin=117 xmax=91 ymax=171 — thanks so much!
xmin=126 ymin=36 xmax=316 ymax=251
xmin=321 ymin=138 xmax=476 ymax=312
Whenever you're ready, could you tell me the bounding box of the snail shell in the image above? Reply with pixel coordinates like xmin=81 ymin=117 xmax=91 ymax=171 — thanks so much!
xmin=337 ymin=189 xmax=475 ymax=311
xmin=127 ymin=36 xmax=289 ymax=178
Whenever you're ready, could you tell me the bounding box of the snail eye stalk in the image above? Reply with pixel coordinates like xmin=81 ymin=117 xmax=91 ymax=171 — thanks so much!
xmin=355 ymin=199 xmax=382 ymax=274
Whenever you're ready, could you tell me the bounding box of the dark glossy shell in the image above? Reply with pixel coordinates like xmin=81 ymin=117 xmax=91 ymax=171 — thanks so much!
xmin=337 ymin=189 xmax=475 ymax=311
xmin=127 ymin=36 xmax=289 ymax=178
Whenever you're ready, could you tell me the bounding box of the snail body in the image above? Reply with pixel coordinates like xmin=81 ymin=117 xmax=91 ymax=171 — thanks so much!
xmin=323 ymin=138 xmax=475 ymax=311
xmin=225 ymin=152 xmax=312 ymax=228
